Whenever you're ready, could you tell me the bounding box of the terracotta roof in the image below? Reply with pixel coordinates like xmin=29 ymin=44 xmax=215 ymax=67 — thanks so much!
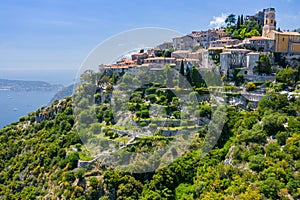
xmin=223 ymin=48 xmax=251 ymax=53
xmin=144 ymin=57 xmax=175 ymax=61
xmin=132 ymin=52 xmax=148 ymax=56
xmin=248 ymin=36 xmax=273 ymax=41
xmin=273 ymin=31 xmax=300 ymax=36
xmin=176 ymin=58 xmax=199 ymax=62
xmin=208 ymin=47 xmax=224 ymax=50
xmin=172 ymin=50 xmax=190 ymax=54
xmin=188 ymin=32 xmax=201 ymax=38
xmin=105 ymin=65 xmax=129 ymax=69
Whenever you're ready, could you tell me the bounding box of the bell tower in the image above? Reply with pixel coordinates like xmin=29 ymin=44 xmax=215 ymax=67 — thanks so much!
xmin=262 ymin=8 xmax=276 ymax=38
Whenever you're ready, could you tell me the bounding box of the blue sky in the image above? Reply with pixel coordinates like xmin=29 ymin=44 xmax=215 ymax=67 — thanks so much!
xmin=0 ymin=0 xmax=299 ymax=70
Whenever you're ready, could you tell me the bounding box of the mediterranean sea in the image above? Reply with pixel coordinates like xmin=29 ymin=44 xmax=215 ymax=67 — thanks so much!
xmin=0 ymin=69 xmax=78 ymax=128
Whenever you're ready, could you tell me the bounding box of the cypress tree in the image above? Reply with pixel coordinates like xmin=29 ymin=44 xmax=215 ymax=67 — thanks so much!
xmin=237 ymin=15 xmax=241 ymax=29
xmin=179 ymin=60 xmax=185 ymax=88
xmin=241 ymin=14 xmax=244 ymax=25
xmin=179 ymin=60 xmax=184 ymax=75
xmin=186 ymin=66 xmax=192 ymax=85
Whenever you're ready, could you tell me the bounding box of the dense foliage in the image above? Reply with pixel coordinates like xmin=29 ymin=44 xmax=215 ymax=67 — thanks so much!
xmin=225 ymin=14 xmax=262 ymax=40
xmin=0 ymin=65 xmax=299 ymax=199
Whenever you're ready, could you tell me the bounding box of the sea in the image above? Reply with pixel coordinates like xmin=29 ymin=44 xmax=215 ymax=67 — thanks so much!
xmin=0 ymin=69 xmax=78 ymax=128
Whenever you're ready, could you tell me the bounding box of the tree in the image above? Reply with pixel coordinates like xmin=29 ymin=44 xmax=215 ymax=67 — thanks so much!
xmin=111 ymin=72 xmax=117 ymax=84
xmin=175 ymin=183 xmax=194 ymax=199
xmin=191 ymin=67 xmax=205 ymax=87
xmin=75 ymin=168 xmax=85 ymax=180
xmin=235 ymin=74 xmax=244 ymax=86
xmin=245 ymin=29 xmax=260 ymax=38
xmin=241 ymin=14 xmax=244 ymax=25
xmin=185 ymin=66 xmax=192 ymax=85
xmin=239 ymin=27 xmax=247 ymax=39
xmin=237 ymin=15 xmax=241 ymax=29
xmin=262 ymin=113 xmax=286 ymax=135
xmin=141 ymin=109 xmax=149 ymax=118
xmin=260 ymin=177 xmax=283 ymax=199
xmin=246 ymin=82 xmax=256 ymax=91
xmin=276 ymin=131 xmax=289 ymax=145
xmin=67 ymin=152 xmax=80 ymax=169
xmin=225 ymin=14 xmax=236 ymax=26
xmin=249 ymin=154 xmax=265 ymax=172
xmin=238 ymin=188 xmax=261 ymax=200
xmin=245 ymin=20 xmax=262 ymax=35
xmin=255 ymin=54 xmax=272 ymax=75
xmin=164 ymin=65 xmax=173 ymax=87
xmin=89 ymin=177 xmax=100 ymax=190
xmin=163 ymin=49 xmax=171 ymax=57
xmin=258 ymin=92 xmax=289 ymax=113
xmin=65 ymin=171 xmax=76 ymax=183
xmin=276 ymin=67 xmax=298 ymax=86
xmin=179 ymin=60 xmax=184 ymax=76
xmin=179 ymin=60 xmax=185 ymax=88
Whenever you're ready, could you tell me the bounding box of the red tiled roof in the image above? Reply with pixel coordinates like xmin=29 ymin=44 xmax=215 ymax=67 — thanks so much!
xmin=105 ymin=65 xmax=129 ymax=69
xmin=248 ymin=36 xmax=273 ymax=41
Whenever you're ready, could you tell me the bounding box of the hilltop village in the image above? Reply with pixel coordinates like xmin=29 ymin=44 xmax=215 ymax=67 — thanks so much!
xmin=2 ymin=7 xmax=300 ymax=200
xmin=67 ymin=7 xmax=300 ymax=167
xmin=100 ymin=8 xmax=300 ymax=90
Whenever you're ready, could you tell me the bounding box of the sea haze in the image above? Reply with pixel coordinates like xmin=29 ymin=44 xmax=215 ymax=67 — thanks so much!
xmin=0 ymin=68 xmax=78 ymax=128
xmin=0 ymin=69 xmax=78 ymax=85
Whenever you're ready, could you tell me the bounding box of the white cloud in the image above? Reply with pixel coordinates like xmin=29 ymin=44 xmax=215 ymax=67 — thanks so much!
xmin=209 ymin=13 xmax=227 ymax=28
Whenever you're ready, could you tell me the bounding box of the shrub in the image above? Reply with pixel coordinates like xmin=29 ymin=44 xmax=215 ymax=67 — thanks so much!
xmin=246 ymin=82 xmax=256 ymax=91
xmin=140 ymin=121 xmax=147 ymax=127
xmin=75 ymin=168 xmax=85 ymax=180
xmin=64 ymin=171 xmax=75 ymax=183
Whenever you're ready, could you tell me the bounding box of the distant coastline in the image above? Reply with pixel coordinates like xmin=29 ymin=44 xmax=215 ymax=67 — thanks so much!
xmin=0 ymin=78 xmax=63 ymax=92
xmin=0 ymin=78 xmax=65 ymax=128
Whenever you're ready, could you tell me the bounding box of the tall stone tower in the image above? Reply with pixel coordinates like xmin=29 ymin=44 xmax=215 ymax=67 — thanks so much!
xmin=262 ymin=8 xmax=276 ymax=38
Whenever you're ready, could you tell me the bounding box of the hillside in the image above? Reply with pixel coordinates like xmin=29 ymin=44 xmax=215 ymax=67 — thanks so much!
xmin=0 ymin=68 xmax=299 ymax=199
xmin=49 ymin=84 xmax=74 ymax=104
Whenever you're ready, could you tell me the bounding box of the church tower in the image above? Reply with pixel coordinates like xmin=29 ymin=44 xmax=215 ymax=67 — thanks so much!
xmin=262 ymin=8 xmax=276 ymax=38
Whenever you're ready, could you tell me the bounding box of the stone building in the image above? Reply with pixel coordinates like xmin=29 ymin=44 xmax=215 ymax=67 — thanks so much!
xmin=210 ymin=37 xmax=240 ymax=48
xmin=156 ymin=42 xmax=174 ymax=50
xmin=172 ymin=29 xmax=227 ymax=50
xmin=246 ymin=10 xmax=264 ymax=26
xmin=143 ymin=57 xmax=176 ymax=68
xmin=262 ymin=8 xmax=276 ymax=38
xmin=220 ymin=49 xmax=259 ymax=78
xmin=173 ymin=35 xmax=194 ymax=50
xmin=131 ymin=52 xmax=148 ymax=64
xmin=246 ymin=36 xmax=275 ymax=52
xmin=272 ymin=31 xmax=300 ymax=54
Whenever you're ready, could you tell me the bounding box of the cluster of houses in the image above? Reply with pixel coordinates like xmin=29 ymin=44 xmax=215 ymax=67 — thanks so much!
xmin=100 ymin=8 xmax=300 ymax=82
